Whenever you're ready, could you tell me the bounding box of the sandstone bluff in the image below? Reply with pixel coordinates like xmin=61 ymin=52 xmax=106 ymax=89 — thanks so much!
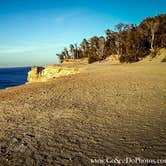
xmin=27 ymin=65 xmax=80 ymax=83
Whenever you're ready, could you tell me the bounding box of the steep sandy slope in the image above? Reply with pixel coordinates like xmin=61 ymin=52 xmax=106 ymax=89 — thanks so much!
xmin=137 ymin=48 xmax=166 ymax=64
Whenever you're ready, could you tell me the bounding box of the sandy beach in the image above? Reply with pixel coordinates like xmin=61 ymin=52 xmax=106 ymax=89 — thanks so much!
xmin=0 ymin=63 xmax=166 ymax=165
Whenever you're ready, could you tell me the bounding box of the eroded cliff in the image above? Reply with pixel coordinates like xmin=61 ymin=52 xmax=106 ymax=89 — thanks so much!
xmin=27 ymin=65 xmax=80 ymax=83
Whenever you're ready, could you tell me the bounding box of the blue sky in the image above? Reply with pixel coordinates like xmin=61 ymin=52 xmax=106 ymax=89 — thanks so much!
xmin=0 ymin=0 xmax=165 ymax=67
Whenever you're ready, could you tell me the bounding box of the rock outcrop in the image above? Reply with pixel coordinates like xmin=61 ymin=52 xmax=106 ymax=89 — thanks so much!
xmin=27 ymin=65 xmax=80 ymax=83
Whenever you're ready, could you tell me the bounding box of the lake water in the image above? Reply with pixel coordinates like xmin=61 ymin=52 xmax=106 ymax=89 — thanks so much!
xmin=0 ymin=67 xmax=31 ymax=89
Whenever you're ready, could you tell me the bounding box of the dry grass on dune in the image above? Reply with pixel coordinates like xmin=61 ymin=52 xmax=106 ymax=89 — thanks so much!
xmin=0 ymin=63 xmax=166 ymax=165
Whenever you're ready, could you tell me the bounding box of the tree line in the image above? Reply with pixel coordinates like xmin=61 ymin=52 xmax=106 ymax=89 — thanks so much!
xmin=56 ymin=14 xmax=166 ymax=63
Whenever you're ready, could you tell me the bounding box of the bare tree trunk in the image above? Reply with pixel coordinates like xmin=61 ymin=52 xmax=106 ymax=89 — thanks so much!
xmin=101 ymin=48 xmax=104 ymax=59
xmin=117 ymin=42 xmax=120 ymax=56
xmin=77 ymin=50 xmax=79 ymax=59
xmin=151 ymin=28 xmax=155 ymax=49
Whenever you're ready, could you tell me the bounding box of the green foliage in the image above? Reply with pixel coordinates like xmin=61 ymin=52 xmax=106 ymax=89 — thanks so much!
xmin=119 ymin=54 xmax=139 ymax=63
xmin=149 ymin=48 xmax=159 ymax=58
xmin=161 ymin=57 xmax=166 ymax=62
xmin=88 ymin=55 xmax=98 ymax=64
xmin=56 ymin=14 xmax=166 ymax=64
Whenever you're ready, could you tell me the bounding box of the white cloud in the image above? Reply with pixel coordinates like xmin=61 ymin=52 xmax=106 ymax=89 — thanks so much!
xmin=0 ymin=43 xmax=66 ymax=55
xmin=0 ymin=46 xmax=36 ymax=54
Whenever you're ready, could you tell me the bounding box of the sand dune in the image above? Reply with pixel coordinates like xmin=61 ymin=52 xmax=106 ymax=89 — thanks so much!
xmin=0 ymin=63 xmax=166 ymax=165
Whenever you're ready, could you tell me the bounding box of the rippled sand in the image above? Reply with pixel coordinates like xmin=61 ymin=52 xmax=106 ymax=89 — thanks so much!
xmin=0 ymin=63 xmax=166 ymax=165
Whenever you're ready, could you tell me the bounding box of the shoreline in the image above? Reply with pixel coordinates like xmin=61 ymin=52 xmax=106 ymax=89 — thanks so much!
xmin=0 ymin=62 xmax=165 ymax=90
